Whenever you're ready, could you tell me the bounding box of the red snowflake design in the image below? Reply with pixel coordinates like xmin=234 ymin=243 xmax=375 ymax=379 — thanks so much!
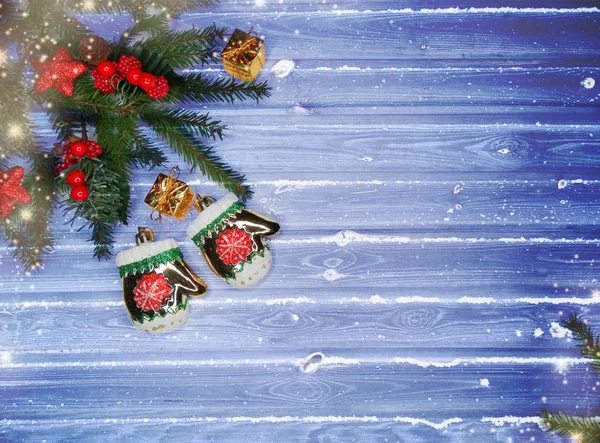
xmin=215 ymin=228 xmax=253 ymax=265
xmin=133 ymin=273 xmax=172 ymax=312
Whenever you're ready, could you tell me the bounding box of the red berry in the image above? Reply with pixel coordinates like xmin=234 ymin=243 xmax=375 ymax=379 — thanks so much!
xmin=62 ymin=144 xmax=72 ymax=157
xmin=70 ymin=141 xmax=88 ymax=157
xmin=92 ymin=68 xmax=122 ymax=94
xmin=66 ymin=170 xmax=86 ymax=187
xmin=54 ymin=162 xmax=68 ymax=175
xmin=139 ymin=73 xmax=156 ymax=91
xmin=64 ymin=157 xmax=79 ymax=167
xmin=86 ymin=141 xmax=103 ymax=158
xmin=126 ymin=68 xmax=143 ymax=85
xmin=97 ymin=61 xmax=116 ymax=77
xmin=147 ymin=75 xmax=170 ymax=99
xmin=117 ymin=55 xmax=142 ymax=77
xmin=70 ymin=186 xmax=89 ymax=201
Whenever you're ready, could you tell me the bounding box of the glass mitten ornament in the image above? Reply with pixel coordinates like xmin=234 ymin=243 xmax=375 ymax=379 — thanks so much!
xmin=116 ymin=227 xmax=207 ymax=333
xmin=187 ymin=193 xmax=280 ymax=288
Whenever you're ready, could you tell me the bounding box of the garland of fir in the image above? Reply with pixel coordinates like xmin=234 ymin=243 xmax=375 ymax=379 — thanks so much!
xmin=541 ymin=314 xmax=600 ymax=442
xmin=0 ymin=0 xmax=270 ymax=270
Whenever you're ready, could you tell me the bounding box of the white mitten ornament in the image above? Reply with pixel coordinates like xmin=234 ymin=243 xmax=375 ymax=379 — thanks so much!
xmin=116 ymin=227 xmax=207 ymax=333
xmin=187 ymin=193 xmax=280 ymax=288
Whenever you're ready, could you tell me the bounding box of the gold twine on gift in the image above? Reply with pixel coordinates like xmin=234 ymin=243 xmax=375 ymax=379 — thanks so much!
xmin=222 ymin=33 xmax=261 ymax=66
xmin=149 ymin=166 xmax=189 ymax=222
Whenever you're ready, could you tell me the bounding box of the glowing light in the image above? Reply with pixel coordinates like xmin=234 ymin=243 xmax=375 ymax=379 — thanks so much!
xmin=82 ymin=0 xmax=96 ymax=10
xmin=0 ymin=49 xmax=7 ymax=66
xmin=7 ymin=123 xmax=24 ymax=139
xmin=0 ymin=352 xmax=11 ymax=365
xmin=255 ymin=0 xmax=265 ymax=6
xmin=554 ymin=359 xmax=570 ymax=374
xmin=20 ymin=209 xmax=33 ymax=221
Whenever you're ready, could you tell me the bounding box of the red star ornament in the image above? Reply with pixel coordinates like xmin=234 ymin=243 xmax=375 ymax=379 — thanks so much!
xmin=33 ymin=46 xmax=87 ymax=96
xmin=0 ymin=166 xmax=32 ymax=218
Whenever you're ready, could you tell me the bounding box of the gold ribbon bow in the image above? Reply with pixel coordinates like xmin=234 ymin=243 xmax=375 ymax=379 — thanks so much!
xmin=222 ymin=35 xmax=260 ymax=66
xmin=149 ymin=167 xmax=190 ymax=222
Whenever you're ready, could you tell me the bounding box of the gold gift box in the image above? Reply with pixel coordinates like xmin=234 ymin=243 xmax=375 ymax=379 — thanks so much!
xmin=221 ymin=29 xmax=266 ymax=82
xmin=144 ymin=173 xmax=196 ymax=222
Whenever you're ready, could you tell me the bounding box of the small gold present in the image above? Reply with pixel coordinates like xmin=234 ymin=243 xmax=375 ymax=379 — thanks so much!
xmin=221 ymin=29 xmax=265 ymax=82
xmin=144 ymin=168 xmax=197 ymax=222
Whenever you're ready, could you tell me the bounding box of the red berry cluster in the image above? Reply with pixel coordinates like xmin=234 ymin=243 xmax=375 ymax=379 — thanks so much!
xmin=92 ymin=55 xmax=169 ymax=99
xmin=55 ymin=140 xmax=103 ymax=175
xmin=66 ymin=170 xmax=89 ymax=202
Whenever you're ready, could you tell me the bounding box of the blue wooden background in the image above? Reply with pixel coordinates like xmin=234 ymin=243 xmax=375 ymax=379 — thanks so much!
xmin=1 ymin=1 xmax=600 ymax=441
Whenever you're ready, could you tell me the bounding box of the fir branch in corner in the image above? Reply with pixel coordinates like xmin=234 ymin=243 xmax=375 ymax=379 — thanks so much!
xmin=541 ymin=410 xmax=600 ymax=443
xmin=561 ymin=314 xmax=600 ymax=375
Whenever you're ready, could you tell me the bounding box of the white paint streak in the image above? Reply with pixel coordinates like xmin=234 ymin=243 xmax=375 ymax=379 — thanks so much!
xmin=253 ymin=178 xmax=600 ymax=188
xmin=184 ymin=7 xmax=600 ymax=16
xmin=516 ymin=296 xmax=600 ymax=305
xmin=481 ymin=416 xmax=542 ymax=426
xmin=277 ymin=231 xmax=600 ymax=246
xmin=457 ymin=297 xmax=496 ymax=304
xmin=534 ymin=328 xmax=545 ymax=338
xmin=391 ymin=416 xmax=462 ymax=430
xmin=369 ymin=295 xmax=388 ymax=304
xmin=0 ymin=415 xmax=464 ymax=430
xmin=395 ymin=296 xmax=442 ymax=303
xmin=0 ymin=356 xmax=583 ymax=370
xmin=4 ymin=293 xmax=599 ymax=310
xmin=393 ymin=357 xmax=464 ymax=368
xmin=265 ymin=297 xmax=315 ymax=306
xmin=479 ymin=378 xmax=490 ymax=388
xmin=549 ymin=322 xmax=572 ymax=338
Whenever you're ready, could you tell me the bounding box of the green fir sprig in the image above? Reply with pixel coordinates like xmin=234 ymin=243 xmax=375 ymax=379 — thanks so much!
xmin=0 ymin=0 xmax=271 ymax=270
xmin=541 ymin=314 xmax=600 ymax=443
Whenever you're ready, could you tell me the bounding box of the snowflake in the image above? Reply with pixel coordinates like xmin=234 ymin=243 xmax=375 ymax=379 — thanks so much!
xmin=216 ymin=227 xmax=253 ymax=265
xmin=133 ymin=273 xmax=172 ymax=311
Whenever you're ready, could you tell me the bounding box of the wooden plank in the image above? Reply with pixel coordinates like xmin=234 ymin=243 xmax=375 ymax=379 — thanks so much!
xmin=32 ymin=113 xmax=600 ymax=174
xmin=6 ymin=171 xmax=599 ymax=237
xmin=84 ymin=10 xmax=600 ymax=61
xmin=0 ymin=302 xmax=595 ymax=354
xmin=0 ymin=363 xmax=594 ymax=420
xmin=176 ymin=65 xmax=600 ymax=109
xmin=2 ymin=231 xmax=600 ymax=292
xmin=172 ymin=121 xmax=600 ymax=174
xmin=0 ymin=417 xmax=563 ymax=443
xmin=49 ymin=172 xmax=600 ymax=230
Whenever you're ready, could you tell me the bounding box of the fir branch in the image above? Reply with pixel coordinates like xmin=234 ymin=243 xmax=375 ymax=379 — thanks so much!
xmin=118 ymin=11 xmax=170 ymax=44
xmin=541 ymin=410 xmax=600 ymax=443
xmin=60 ymin=157 xmax=128 ymax=259
xmin=561 ymin=314 xmax=600 ymax=375
xmin=131 ymin=25 xmax=227 ymax=68
xmin=169 ymin=73 xmax=271 ymax=104
xmin=143 ymin=117 xmax=251 ymax=200
xmin=93 ymin=111 xmax=138 ymax=171
xmin=0 ymin=63 xmax=38 ymax=158
xmin=140 ymin=107 xmax=225 ymax=140
xmin=129 ymin=129 xmax=167 ymax=169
